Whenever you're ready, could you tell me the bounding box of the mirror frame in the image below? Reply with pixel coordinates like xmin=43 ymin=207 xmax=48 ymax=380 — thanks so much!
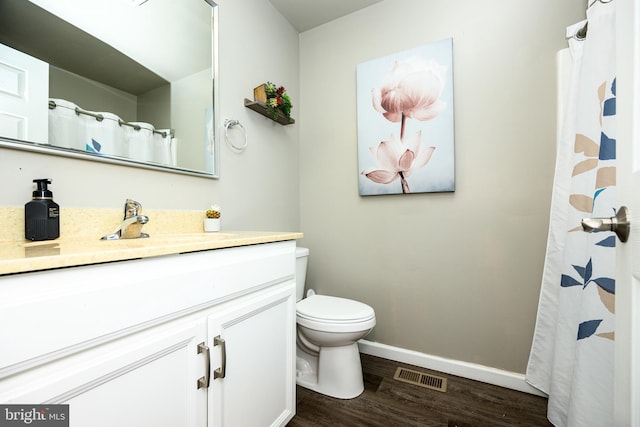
xmin=0 ymin=1 xmax=220 ymax=179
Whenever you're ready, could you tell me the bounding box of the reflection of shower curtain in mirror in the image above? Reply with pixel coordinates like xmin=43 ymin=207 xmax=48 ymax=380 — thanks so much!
xmin=86 ymin=111 xmax=126 ymax=157
xmin=48 ymin=99 xmax=174 ymax=166
xmin=125 ymin=122 xmax=174 ymax=166
xmin=126 ymin=122 xmax=154 ymax=163
xmin=47 ymin=99 xmax=84 ymax=151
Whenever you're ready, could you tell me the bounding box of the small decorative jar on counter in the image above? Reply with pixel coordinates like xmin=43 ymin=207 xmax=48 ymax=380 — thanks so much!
xmin=204 ymin=218 xmax=220 ymax=232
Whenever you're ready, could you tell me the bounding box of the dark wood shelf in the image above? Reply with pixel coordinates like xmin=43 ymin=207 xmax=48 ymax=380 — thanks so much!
xmin=244 ymin=98 xmax=295 ymax=125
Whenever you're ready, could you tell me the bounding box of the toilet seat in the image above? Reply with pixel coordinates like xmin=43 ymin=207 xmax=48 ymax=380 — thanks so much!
xmin=297 ymin=295 xmax=376 ymax=333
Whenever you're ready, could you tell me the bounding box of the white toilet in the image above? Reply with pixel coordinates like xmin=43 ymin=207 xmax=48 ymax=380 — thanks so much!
xmin=295 ymin=247 xmax=376 ymax=399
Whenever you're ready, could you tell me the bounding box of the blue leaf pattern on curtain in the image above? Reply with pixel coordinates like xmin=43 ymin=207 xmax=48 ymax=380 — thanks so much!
xmin=561 ymin=257 xmax=615 ymax=294
xmin=86 ymin=138 xmax=102 ymax=154
xmin=596 ymin=235 xmax=616 ymax=247
xmin=593 ymin=277 xmax=615 ymax=294
xmin=599 ymin=132 xmax=616 ymax=160
xmin=593 ymin=187 xmax=606 ymax=202
xmin=561 ymin=274 xmax=582 ymax=288
xmin=603 ymin=78 xmax=616 ymax=116
xmin=578 ymin=319 xmax=603 ymax=340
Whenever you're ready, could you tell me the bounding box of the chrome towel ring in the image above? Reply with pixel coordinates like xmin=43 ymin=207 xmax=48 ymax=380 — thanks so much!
xmin=224 ymin=118 xmax=247 ymax=152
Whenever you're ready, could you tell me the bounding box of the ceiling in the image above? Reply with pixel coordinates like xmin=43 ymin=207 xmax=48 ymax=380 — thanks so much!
xmin=269 ymin=0 xmax=383 ymax=32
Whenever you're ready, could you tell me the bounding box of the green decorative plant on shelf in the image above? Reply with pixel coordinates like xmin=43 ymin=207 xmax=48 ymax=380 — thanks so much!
xmin=264 ymin=82 xmax=292 ymax=120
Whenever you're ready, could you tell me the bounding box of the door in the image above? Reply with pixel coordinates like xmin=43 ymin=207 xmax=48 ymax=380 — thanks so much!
xmin=64 ymin=320 xmax=208 ymax=427
xmin=614 ymin=0 xmax=639 ymax=424
xmin=0 ymin=43 xmax=48 ymax=143
xmin=0 ymin=318 xmax=208 ymax=427
xmin=207 ymin=282 xmax=296 ymax=427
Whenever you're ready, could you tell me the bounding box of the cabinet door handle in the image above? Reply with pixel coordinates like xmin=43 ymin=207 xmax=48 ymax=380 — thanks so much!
xmin=213 ymin=335 xmax=226 ymax=379
xmin=197 ymin=342 xmax=210 ymax=389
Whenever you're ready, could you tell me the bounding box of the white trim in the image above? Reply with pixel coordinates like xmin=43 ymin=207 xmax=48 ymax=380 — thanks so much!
xmin=357 ymin=340 xmax=547 ymax=397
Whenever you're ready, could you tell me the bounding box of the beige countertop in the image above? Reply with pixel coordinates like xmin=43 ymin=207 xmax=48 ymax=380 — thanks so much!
xmin=0 ymin=207 xmax=302 ymax=275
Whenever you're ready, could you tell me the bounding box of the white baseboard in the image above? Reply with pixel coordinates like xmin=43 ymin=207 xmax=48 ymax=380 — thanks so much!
xmin=357 ymin=340 xmax=547 ymax=397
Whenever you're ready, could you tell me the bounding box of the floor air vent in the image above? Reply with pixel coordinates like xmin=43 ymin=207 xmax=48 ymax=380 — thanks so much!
xmin=393 ymin=367 xmax=448 ymax=392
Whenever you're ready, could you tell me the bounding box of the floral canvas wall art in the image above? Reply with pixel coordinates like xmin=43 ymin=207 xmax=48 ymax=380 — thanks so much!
xmin=357 ymin=39 xmax=455 ymax=196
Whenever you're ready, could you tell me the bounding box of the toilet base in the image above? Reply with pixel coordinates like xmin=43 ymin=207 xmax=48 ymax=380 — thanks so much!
xmin=296 ymin=342 xmax=364 ymax=399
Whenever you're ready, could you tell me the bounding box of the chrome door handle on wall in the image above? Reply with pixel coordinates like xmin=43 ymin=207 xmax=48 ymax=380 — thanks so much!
xmin=213 ymin=335 xmax=226 ymax=379
xmin=581 ymin=206 xmax=630 ymax=242
xmin=197 ymin=342 xmax=210 ymax=389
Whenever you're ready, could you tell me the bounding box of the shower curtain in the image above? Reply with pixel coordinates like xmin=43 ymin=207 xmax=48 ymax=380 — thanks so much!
xmin=526 ymin=2 xmax=616 ymax=426
xmin=85 ymin=111 xmax=127 ymax=157
xmin=48 ymin=99 xmax=175 ymax=166
xmin=47 ymin=99 xmax=85 ymax=151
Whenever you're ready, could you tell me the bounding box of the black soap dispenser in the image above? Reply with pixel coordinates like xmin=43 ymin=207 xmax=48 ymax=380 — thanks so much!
xmin=25 ymin=178 xmax=60 ymax=241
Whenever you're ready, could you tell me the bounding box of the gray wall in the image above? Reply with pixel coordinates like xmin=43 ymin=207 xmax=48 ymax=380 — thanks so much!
xmin=49 ymin=66 xmax=138 ymax=120
xmin=0 ymin=0 xmax=300 ymax=233
xmin=298 ymin=0 xmax=586 ymax=373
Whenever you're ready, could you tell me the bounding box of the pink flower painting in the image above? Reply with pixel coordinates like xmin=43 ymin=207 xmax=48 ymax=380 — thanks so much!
xmin=357 ymin=39 xmax=455 ymax=196
xmin=371 ymin=56 xmax=446 ymax=125
xmin=362 ymin=131 xmax=435 ymax=193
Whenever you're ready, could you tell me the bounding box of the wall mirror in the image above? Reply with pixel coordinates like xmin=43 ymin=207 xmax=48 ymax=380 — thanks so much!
xmin=0 ymin=0 xmax=219 ymax=178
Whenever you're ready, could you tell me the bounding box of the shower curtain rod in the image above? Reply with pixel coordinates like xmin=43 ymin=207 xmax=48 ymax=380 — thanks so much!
xmin=48 ymin=100 xmax=173 ymax=138
xmin=576 ymin=0 xmax=614 ymax=39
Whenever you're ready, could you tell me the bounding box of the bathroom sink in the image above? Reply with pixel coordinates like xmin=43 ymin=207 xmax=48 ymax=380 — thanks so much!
xmin=100 ymin=232 xmax=239 ymax=247
xmin=150 ymin=233 xmax=238 ymax=242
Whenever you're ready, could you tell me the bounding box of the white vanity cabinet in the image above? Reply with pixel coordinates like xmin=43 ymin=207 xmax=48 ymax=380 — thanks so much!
xmin=0 ymin=240 xmax=297 ymax=427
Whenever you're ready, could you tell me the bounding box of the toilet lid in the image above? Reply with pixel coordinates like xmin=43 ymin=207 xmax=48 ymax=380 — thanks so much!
xmin=296 ymin=295 xmax=375 ymax=323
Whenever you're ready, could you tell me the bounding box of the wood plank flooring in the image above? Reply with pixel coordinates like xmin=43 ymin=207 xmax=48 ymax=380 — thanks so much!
xmin=287 ymin=354 xmax=552 ymax=427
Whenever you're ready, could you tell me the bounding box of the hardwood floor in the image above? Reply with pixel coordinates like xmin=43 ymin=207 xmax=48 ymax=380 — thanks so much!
xmin=287 ymin=354 xmax=552 ymax=427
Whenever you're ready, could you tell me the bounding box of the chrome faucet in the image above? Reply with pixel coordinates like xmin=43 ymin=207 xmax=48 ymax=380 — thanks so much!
xmin=101 ymin=199 xmax=150 ymax=240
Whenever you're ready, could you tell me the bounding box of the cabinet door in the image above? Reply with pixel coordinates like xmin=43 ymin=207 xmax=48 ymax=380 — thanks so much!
xmin=207 ymin=281 xmax=296 ymax=427
xmin=0 ymin=318 xmax=208 ymax=427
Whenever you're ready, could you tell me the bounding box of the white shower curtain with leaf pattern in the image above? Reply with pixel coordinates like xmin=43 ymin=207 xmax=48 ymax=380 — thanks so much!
xmin=526 ymin=2 xmax=616 ymax=426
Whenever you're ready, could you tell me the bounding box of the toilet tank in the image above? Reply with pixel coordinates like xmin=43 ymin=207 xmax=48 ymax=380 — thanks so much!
xmin=295 ymin=247 xmax=309 ymax=301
